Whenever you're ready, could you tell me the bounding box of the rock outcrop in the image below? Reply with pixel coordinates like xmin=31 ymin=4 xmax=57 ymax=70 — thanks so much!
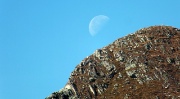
xmin=46 ymin=26 xmax=180 ymax=99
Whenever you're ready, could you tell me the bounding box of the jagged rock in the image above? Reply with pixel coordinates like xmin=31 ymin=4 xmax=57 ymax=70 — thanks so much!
xmin=46 ymin=26 xmax=180 ymax=99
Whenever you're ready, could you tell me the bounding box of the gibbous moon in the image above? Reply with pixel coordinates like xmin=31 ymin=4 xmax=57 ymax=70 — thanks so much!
xmin=89 ymin=15 xmax=109 ymax=36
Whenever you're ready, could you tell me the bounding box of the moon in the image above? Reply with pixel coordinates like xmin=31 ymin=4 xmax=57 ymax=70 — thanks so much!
xmin=89 ymin=15 xmax=109 ymax=36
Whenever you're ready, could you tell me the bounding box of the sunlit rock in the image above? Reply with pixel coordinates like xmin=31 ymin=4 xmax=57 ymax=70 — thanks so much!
xmin=46 ymin=26 xmax=180 ymax=99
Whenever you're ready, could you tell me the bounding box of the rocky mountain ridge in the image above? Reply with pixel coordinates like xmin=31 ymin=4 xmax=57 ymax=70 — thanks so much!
xmin=46 ymin=26 xmax=180 ymax=99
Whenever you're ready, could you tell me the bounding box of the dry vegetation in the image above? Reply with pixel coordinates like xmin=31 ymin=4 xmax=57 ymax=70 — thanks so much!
xmin=46 ymin=26 xmax=180 ymax=99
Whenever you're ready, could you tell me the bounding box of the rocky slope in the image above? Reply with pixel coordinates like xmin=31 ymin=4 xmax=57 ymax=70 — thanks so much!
xmin=46 ymin=26 xmax=180 ymax=99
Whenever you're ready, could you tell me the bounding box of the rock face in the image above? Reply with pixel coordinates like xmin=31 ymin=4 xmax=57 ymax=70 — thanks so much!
xmin=46 ymin=26 xmax=180 ymax=99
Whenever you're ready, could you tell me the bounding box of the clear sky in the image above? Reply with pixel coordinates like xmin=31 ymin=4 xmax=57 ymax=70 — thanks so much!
xmin=0 ymin=0 xmax=180 ymax=99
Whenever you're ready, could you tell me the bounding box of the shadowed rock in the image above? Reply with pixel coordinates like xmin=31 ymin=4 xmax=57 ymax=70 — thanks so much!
xmin=46 ymin=26 xmax=180 ymax=99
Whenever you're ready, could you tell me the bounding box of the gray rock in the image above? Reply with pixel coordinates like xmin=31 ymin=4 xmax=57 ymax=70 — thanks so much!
xmin=46 ymin=26 xmax=180 ymax=99
xmin=101 ymin=61 xmax=116 ymax=71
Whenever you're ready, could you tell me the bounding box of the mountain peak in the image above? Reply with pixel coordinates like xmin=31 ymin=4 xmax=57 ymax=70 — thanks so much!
xmin=46 ymin=26 xmax=180 ymax=99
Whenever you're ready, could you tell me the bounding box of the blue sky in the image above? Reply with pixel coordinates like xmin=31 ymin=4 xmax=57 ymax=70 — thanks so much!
xmin=0 ymin=0 xmax=180 ymax=98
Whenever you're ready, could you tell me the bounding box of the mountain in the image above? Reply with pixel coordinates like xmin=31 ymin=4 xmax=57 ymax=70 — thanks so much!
xmin=46 ymin=26 xmax=180 ymax=99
